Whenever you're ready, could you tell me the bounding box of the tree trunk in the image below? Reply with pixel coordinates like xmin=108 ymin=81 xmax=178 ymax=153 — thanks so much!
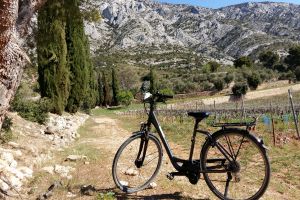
xmin=0 ymin=0 xmax=46 ymax=129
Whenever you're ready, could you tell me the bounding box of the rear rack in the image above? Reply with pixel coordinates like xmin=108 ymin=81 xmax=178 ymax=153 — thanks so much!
xmin=212 ymin=117 xmax=256 ymax=128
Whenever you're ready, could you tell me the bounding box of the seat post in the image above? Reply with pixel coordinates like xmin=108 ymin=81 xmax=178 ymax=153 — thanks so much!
xmin=189 ymin=119 xmax=200 ymax=162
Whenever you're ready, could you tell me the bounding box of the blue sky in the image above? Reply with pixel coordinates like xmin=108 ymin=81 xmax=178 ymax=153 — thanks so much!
xmin=159 ymin=0 xmax=300 ymax=8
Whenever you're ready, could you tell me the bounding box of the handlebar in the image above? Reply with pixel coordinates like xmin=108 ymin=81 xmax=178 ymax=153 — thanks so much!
xmin=143 ymin=92 xmax=173 ymax=103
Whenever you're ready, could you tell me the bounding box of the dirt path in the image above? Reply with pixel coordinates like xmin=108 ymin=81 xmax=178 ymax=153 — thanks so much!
xmin=26 ymin=114 xmax=283 ymax=200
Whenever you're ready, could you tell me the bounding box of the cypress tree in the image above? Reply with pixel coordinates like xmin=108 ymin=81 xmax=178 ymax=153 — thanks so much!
xmin=97 ymin=72 xmax=104 ymax=106
xmin=37 ymin=0 xmax=70 ymax=115
xmin=112 ymin=67 xmax=120 ymax=106
xmin=102 ymin=72 xmax=112 ymax=106
xmin=65 ymin=0 xmax=90 ymax=113
xmin=149 ymin=68 xmax=157 ymax=94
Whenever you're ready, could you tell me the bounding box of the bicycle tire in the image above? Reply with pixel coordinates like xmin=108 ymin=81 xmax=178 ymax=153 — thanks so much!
xmin=200 ymin=129 xmax=270 ymax=200
xmin=112 ymin=133 xmax=163 ymax=193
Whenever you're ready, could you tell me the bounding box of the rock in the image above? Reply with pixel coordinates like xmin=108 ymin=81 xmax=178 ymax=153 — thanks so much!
xmin=44 ymin=126 xmax=55 ymax=135
xmin=80 ymin=185 xmax=96 ymax=196
xmin=7 ymin=142 xmax=20 ymax=149
xmin=18 ymin=167 xmax=33 ymax=178
xmin=84 ymin=161 xmax=90 ymax=165
xmin=124 ymin=168 xmax=138 ymax=176
xmin=42 ymin=166 xmax=54 ymax=175
xmin=119 ymin=181 xmax=128 ymax=187
xmin=149 ymin=182 xmax=157 ymax=189
xmin=0 ymin=179 xmax=10 ymax=192
xmin=1 ymin=152 xmax=17 ymax=168
xmin=54 ymin=165 xmax=74 ymax=178
xmin=65 ymin=155 xmax=87 ymax=162
xmin=66 ymin=192 xmax=77 ymax=198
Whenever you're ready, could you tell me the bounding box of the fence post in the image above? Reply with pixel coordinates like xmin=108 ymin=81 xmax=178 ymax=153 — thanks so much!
xmin=288 ymin=89 xmax=300 ymax=139
xmin=241 ymin=95 xmax=245 ymax=120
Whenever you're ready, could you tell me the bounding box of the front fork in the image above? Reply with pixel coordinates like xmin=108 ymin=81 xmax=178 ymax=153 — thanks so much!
xmin=135 ymin=123 xmax=150 ymax=168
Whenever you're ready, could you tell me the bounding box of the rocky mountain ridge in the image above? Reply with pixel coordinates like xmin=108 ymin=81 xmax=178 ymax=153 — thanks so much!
xmin=84 ymin=0 xmax=300 ymax=64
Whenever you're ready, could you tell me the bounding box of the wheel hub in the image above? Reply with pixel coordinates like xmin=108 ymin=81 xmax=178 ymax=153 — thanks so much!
xmin=228 ymin=161 xmax=240 ymax=173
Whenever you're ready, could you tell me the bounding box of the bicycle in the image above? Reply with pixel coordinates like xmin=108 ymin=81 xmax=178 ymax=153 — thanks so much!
xmin=112 ymin=92 xmax=270 ymax=200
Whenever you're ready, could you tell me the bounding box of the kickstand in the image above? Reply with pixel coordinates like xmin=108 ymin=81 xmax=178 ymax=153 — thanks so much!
xmin=224 ymin=172 xmax=232 ymax=198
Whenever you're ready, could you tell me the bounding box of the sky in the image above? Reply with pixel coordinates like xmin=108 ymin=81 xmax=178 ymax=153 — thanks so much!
xmin=159 ymin=0 xmax=300 ymax=8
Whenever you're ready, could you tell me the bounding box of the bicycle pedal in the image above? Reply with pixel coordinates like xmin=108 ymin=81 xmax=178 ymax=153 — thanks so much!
xmin=166 ymin=173 xmax=174 ymax=180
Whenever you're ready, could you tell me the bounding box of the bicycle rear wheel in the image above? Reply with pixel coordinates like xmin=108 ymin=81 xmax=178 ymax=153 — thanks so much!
xmin=112 ymin=133 xmax=163 ymax=193
xmin=200 ymin=129 xmax=270 ymax=200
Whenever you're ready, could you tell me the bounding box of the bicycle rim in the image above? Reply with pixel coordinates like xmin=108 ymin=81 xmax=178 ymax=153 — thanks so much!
xmin=112 ymin=133 xmax=162 ymax=193
xmin=201 ymin=130 xmax=270 ymax=200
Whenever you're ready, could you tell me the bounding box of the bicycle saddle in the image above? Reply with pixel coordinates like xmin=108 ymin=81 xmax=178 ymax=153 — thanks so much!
xmin=187 ymin=112 xmax=210 ymax=121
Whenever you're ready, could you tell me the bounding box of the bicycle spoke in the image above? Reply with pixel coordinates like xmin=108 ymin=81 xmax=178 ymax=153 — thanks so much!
xmin=216 ymin=142 xmax=235 ymax=162
xmin=225 ymin=135 xmax=236 ymax=160
xmin=234 ymin=135 xmax=245 ymax=160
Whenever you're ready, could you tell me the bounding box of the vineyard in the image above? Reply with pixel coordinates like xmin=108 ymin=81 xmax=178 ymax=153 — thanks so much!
xmin=119 ymin=90 xmax=300 ymax=145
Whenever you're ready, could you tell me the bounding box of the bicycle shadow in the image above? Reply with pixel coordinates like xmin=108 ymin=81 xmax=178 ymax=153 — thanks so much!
xmin=85 ymin=187 xmax=210 ymax=200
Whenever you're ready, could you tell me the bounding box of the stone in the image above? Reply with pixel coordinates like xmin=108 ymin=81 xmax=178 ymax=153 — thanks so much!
xmin=7 ymin=142 xmax=20 ymax=149
xmin=0 ymin=179 xmax=10 ymax=192
xmin=65 ymin=155 xmax=87 ymax=162
xmin=42 ymin=166 xmax=54 ymax=175
xmin=44 ymin=126 xmax=55 ymax=135
xmin=66 ymin=192 xmax=76 ymax=198
xmin=149 ymin=182 xmax=157 ymax=189
xmin=124 ymin=168 xmax=138 ymax=176
xmin=54 ymin=165 xmax=74 ymax=178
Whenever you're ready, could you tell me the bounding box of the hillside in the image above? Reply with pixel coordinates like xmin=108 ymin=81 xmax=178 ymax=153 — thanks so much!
xmin=85 ymin=0 xmax=300 ymax=65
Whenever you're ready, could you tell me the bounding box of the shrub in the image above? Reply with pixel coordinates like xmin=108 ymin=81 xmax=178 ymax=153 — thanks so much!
xmin=159 ymin=88 xmax=174 ymax=96
xmin=295 ymin=66 xmax=300 ymax=81
xmin=232 ymin=82 xmax=248 ymax=96
xmin=117 ymin=90 xmax=134 ymax=106
xmin=0 ymin=116 xmax=13 ymax=143
xmin=11 ymin=96 xmax=51 ymax=124
xmin=213 ymin=79 xmax=225 ymax=91
xmin=224 ymin=73 xmax=234 ymax=86
xmin=234 ymin=56 xmax=253 ymax=68
xmin=208 ymin=61 xmax=220 ymax=72
xmin=247 ymin=73 xmax=261 ymax=90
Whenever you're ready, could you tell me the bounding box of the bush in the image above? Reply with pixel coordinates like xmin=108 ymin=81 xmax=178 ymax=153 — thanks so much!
xmin=0 ymin=116 xmax=13 ymax=143
xmin=224 ymin=73 xmax=234 ymax=85
xmin=159 ymin=88 xmax=174 ymax=96
xmin=117 ymin=90 xmax=134 ymax=106
xmin=234 ymin=56 xmax=253 ymax=68
xmin=213 ymin=79 xmax=225 ymax=91
xmin=232 ymin=82 xmax=248 ymax=96
xmin=11 ymin=96 xmax=51 ymax=124
xmin=295 ymin=66 xmax=300 ymax=81
xmin=247 ymin=73 xmax=261 ymax=90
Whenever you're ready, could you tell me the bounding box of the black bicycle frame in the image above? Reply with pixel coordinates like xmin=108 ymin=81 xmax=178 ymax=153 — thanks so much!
xmin=141 ymin=103 xmax=237 ymax=174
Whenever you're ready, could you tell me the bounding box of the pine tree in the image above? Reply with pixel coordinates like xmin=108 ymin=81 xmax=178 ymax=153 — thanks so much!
xmin=65 ymin=0 xmax=90 ymax=113
xmin=37 ymin=0 xmax=70 ymax=115
xmin=112 ymin=67 xmax=120 ymax=106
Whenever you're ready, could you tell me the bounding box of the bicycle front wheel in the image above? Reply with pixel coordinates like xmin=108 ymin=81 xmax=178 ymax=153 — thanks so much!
xmin=200 ymin=129 xmax=270 ymax=200
xmin=112 ymin=133 xmax=163 ymax=193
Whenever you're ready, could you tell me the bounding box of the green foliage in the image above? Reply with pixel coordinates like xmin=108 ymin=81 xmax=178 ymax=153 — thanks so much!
xmin=37 ymin=0 xmax=70 ymax=115
xmin=259 ymin=51 xmax=279 ymax=69
xmin=295 ymin=66 xmax=300 ymax=81
xmin=96 ymin=192 xmax=115 ymax=200
xmin=0 ymin=116 xmax=13 ymax=143
xmin=224 ymin=73 xmax=234 ymax=85
xmin=149 ymin=68 xmax=158 ymax=94
xmin=112 ymin=67 xmax=120 ymax=106
xmin=82 ymin=8 xmax=101 ymax=22
xmin=208 ymin=61 xmax=220 ymax=72
xmin=159 ymin=88 xmax=175 ymax=96
xmin=213 ymin=79 xmax=225 ymax=91
xmin=117 ymin=90 xmax=134 ymax=106
xmin=285 ymin=46 xmax=300 ymax=69
xmin=11 ymin=97 xmax=50 ymax=124
xmin=247 ymin=72 xmax=261 ymax=90
xmin=65 ymin=0 xmax=92 ymax=113
xmin=232 ymin=82 xmax=248 ymax=96
xmin=234 ymin=56 xmax=253 ymax=68
xmin=102 ymin=72 xmax=112 ymax=106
